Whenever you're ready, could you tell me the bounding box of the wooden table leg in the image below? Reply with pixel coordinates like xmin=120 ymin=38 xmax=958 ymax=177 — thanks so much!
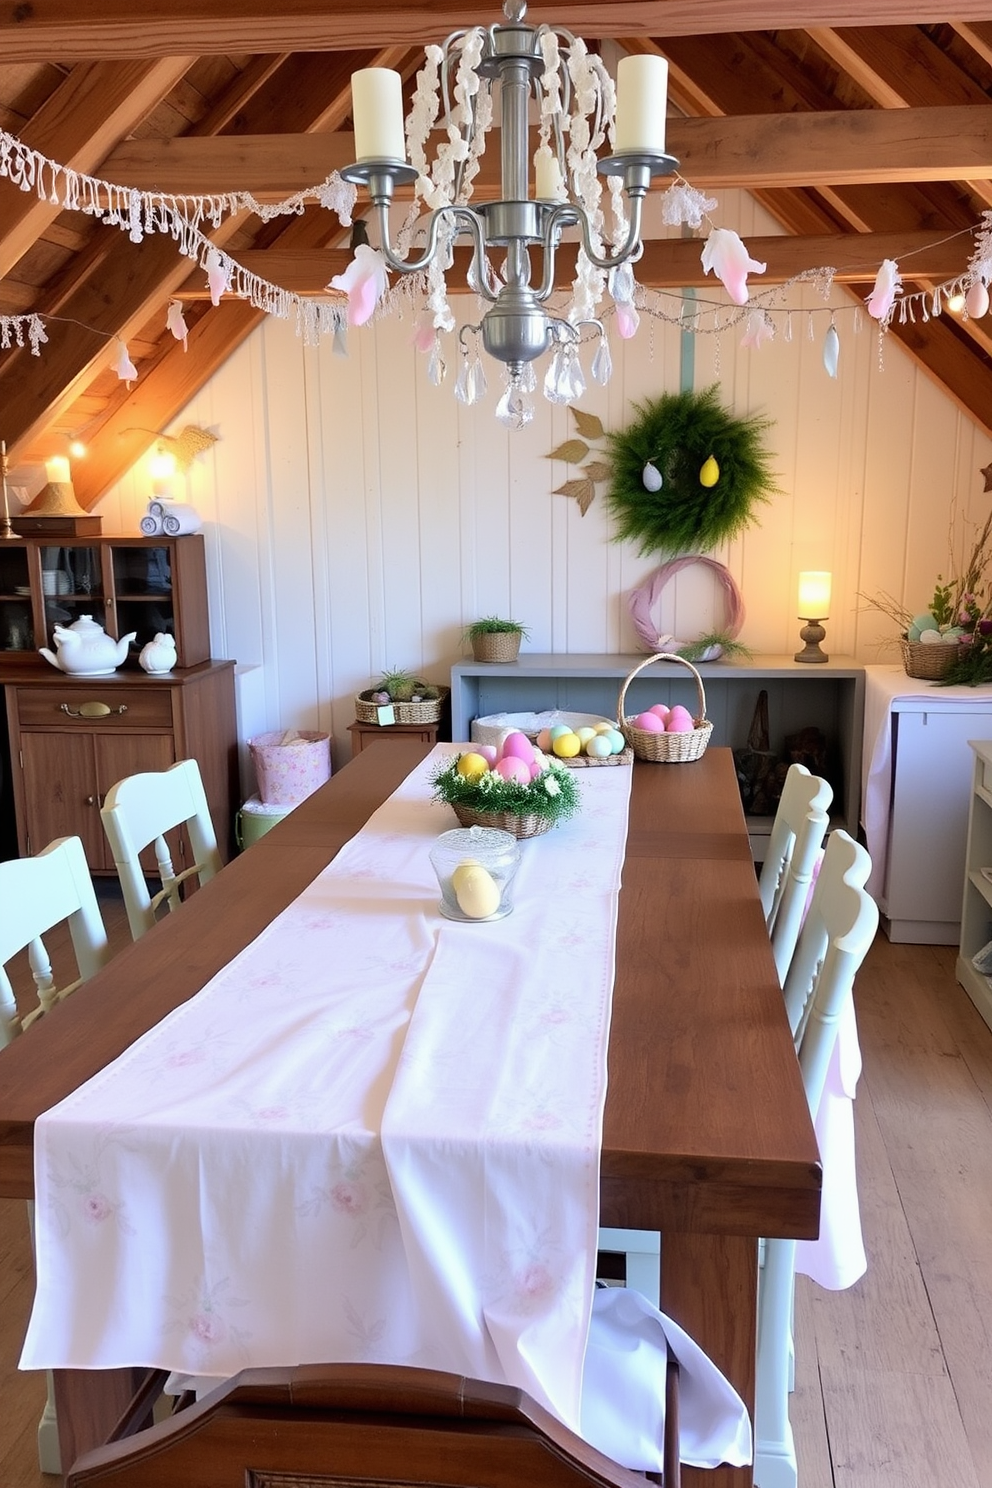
xmin=661 ymin=1231 xmax=757 ymax=1488
xmin=53 ymin=1366 xmax=144 ymax=1480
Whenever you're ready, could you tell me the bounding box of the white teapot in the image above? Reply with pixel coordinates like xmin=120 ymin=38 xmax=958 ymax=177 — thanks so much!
xmin=39 ymin=615 xmax=137 ymax=677
xmin=138 ymin=632 xmax=177 ymax=675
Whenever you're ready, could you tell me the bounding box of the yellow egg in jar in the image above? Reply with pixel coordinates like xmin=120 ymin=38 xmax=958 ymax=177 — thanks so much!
xmin=450 ymin=860 xmax=502 ymax=919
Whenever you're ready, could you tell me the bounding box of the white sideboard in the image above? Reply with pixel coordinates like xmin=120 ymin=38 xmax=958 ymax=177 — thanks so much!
xmin=863 ymin=667 xmax=992 ymax=944
xmin=449 ymin=652 xmax=865 ymax=857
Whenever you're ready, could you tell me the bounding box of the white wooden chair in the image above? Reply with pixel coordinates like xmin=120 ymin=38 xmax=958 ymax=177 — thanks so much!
xmin=758 ymin=762 xmax=833 ymax=985
xmin=0 ymin=833 xmax=113 ymax=1475
xmin=753 ymin=828 xmax=878 ymax=1488
xmin=100 ymin=759 xmax=223 ymax=941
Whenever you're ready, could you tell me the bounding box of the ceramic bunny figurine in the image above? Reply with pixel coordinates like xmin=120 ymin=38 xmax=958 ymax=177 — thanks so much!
xmin=39 ymin=615 xmax=137 ymax=677
xmin=138 ymin=632 xmax=177 ymax=675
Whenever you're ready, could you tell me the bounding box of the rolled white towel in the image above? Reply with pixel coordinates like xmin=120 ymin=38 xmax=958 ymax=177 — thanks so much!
xmin=139 ymin=513 xmax=162 ymax=536
xmin=162 ymin=505 xmax=202 ymax=535
xmin=147 ymin=500 xmax=167 ymax=518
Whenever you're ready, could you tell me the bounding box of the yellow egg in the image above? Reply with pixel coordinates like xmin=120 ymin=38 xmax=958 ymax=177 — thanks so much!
xmin=451 ymin=861 xmax=501 ymax=919
xmin=576 ymin=727 xmax=597 ymax=744
xmin=699 ymin=455 xmax=720 ymax=488
xmin=456 ymin=752 xmax=490 ymax=782
xmin=552 ymin=731 xmax=582 ymax=758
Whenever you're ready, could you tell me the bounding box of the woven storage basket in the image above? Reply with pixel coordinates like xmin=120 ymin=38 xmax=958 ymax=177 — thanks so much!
xmin=471 ymin=631 xmax=522 ymax=663
xmin=451 ymin=803 xmax=553 ymax=839
xmin=354 ymin=685 xmax=448 ymax=726
xmin=899 ymin=638 xmax=959 ymax=681
xmin=618 ymin=652 xmax=713 ymax=763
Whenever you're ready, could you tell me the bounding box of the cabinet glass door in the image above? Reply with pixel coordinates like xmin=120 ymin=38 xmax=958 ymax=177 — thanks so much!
xmin=0 ymin=542 xmax=33 ymax=652
xmin=112 ymin=545 xmax=174 ymax=652
xmin=42 ymin=544 xmax=106 ymax=637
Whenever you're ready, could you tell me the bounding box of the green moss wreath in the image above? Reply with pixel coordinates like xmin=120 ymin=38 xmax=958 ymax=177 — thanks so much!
xmin=606 ymin=385 xmax=778 ymax=557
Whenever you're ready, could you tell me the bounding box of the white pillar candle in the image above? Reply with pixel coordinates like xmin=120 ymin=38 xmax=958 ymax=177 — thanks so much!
xmin=45 ymin=456 xmax=71 ymax=485
xmin=351 ymin=68 xmax=407 ymax=162
xmin=614 ymin=54 xmax=669 ymax=154
xmin=798 ymin=571 xmax=832 ymax=617
xmin=535 ymin=148 xmax=564 ymax=201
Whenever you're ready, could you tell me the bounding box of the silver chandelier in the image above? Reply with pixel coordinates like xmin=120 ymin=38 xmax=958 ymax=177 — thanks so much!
xmin=341 ymin=0 xmax=676 ymax=427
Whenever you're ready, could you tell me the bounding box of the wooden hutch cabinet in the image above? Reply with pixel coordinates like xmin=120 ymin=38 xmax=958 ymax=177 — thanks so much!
xmin=0 ymin=534 xmax=238 ymax=872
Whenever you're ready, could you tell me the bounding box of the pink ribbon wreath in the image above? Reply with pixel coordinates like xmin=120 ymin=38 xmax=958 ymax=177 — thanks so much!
xmin=628 ymin=556 xmax=746 ymax=659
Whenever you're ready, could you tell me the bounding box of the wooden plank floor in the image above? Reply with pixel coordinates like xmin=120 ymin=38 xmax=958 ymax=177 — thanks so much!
xmin=2 ymin=915 xmax=991 ymax=1485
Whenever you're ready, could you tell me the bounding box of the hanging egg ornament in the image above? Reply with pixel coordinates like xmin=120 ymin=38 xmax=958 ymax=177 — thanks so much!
xmin=966 ymin=282 xmax=990 ymax=320
xmin=642 ymin=461 xmax=663 ymax=492
xmin=699 ymin=455 xmax=720 ymax=488
xmin=823 ymin=323 xmax=840 ymax=378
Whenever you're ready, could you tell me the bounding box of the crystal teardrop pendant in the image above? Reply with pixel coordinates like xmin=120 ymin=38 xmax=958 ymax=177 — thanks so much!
xmin=455 ymin=355 xmax=472 ymax=404
xmin=591 ymin=336 xmax=612 ymax=385
xmin=496 ymin=378 xmax=535 ymax=430
xmin=428 ymin=342 xmax=446 ymax=386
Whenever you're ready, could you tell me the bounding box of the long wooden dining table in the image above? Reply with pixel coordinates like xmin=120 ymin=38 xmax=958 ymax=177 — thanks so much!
xmin=0 ymin=741 xmax=820 ymax=1488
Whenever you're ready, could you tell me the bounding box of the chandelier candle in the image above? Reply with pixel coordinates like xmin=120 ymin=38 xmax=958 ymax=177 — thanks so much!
xmin=351 ymin=68 xmax=407 ymax=163
xmin=615 ymin=55 xmax=669 ymax=154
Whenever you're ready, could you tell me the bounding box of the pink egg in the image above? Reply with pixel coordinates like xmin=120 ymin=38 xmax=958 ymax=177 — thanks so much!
xmin=494 ymin=756 xmax=531 ymax=784
xmin=632 ymin=710 xmax=666 ymax=732
xmin=477 ymin=744 xmax=498 ymax=765
xmin=649 ymin=703 xmax=671 ymax=720
xmin=500 ymin=730 xmax=536 ymax=765
xmin=666 ymin=705 xmax=694 ymax=733
xmin=529 ymin=759 xmax=543 ymax=780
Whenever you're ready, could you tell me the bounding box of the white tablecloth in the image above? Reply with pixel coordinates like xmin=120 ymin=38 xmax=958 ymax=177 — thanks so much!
xmin=22 ymin=749 xmax=631 ymax=1434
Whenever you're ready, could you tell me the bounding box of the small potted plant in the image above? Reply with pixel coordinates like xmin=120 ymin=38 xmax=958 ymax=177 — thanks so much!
xmin=463 ymin=616 xmax=529 ymax=663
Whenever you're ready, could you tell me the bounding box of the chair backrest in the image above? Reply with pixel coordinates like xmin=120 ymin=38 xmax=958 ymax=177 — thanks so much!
xmin=783 ymin=828 xmax=879 ymax=1103
xmin=758 ymin=762 xmax=833 ymax=984
xmin=754 ymin=828 xmax=878 ymax=1487
xmin=0 ymin=835 xmax=111 ymax=1047
xmin=66 ymin=1362 xmax=674 ymax=1488
xmin=100 ymin=759 xmax=223 ymax=941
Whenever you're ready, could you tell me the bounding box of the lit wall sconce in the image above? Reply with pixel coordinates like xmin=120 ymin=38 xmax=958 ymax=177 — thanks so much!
xmin=795 ymin=570 xmax=832 ymax=663
xmin=149 ymin=443 xmax=179 ymax=496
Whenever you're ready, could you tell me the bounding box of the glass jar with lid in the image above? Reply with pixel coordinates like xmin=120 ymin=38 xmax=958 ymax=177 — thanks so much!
xmin=429 ymin=825 xmax=521 ymax=922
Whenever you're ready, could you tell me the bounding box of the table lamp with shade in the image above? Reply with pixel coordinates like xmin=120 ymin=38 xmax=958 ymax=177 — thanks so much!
xmin=795 ymin=571 xmax=832 ymax=663
xmin=17 ymin=454 xmax=101 ymax=535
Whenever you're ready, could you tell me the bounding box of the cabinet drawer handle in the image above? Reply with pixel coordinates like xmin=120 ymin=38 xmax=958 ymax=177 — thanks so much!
xmin=59 ymin=702 xmax=128 ymax=719
xmin=85 ymin=794 xmax=106 ymax=808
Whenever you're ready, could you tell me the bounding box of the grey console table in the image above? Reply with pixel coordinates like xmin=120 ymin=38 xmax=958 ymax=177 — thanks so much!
xmin=450 ymin=652 xmax=866 ymax=857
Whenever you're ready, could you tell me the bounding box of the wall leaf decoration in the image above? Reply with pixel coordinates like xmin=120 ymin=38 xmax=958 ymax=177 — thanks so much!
xmin=547 ymin=409 xmax=610 ymax=516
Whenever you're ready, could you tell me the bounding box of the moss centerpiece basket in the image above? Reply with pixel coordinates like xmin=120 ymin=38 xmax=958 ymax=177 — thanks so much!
xmin=431 ymin=749 xmax=580 ymax=840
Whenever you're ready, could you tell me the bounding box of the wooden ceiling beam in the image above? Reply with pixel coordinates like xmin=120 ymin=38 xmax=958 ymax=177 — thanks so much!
xmin=97 ymin=104 xmax=992 ymax=198
xmin=5 ymin=3 xmax=992 ymax=60
xmin=170 ymin=229 xmax=976 ymax=298
xmin=0 ymin=52 xmax=366 ymax=460
xmin=0 ymin=57 xmax=195 ymax=280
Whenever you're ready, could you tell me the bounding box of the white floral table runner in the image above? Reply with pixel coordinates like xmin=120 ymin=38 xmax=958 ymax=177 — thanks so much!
xmin=22 ymin=747 xmax=631 ymax=1433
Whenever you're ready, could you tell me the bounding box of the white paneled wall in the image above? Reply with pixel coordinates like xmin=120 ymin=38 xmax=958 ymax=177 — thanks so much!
xmin=96 ymin=190 xmax=992 ymax=785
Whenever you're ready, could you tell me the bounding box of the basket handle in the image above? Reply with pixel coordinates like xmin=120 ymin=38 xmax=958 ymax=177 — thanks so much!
xmin=617 ymin=652 xmax=709 ymax=727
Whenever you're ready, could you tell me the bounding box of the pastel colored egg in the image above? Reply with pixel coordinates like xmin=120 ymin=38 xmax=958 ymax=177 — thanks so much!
xmin=500 ymin=730 xmax=535 ymax=764
xmin=911 ymin=613 xmax=938 ymax=634
xmin=529 ymin=759 xmax=544 ymax=779
xmin=451 ymin=862 xmax=501 ymax=919
xmin=536 ymin=728 xmax=553 ymax=751
xmin=552 ymin=731 xmax=582 ymax=758
xmin=595 ymin=720 xmax=616 ymax=734
xmin=494 ymin=756 xmax=531 ymax=784
xmin=477 ymin=744 xmax=498 ymax=765
xmin=632 ymin=710 xmax=665 ymax=732
xmin=649 ymin=704 xmax=671 ymax=720
xmin=666 ymin=706 xmax=694 ymax=733
xmin=549 ymin=723 xmax=573 ymax=741
xmin=456 ymin=752 xmax=491 ymax=781
xmin=576 ymin=727 xmax=597 ymax=744
xmin=585 ymin=734 xmax=613 ymax=758
xmin=919 ymin=629 xmax=943 ymax=645
xmin=606 ymin=729 xmax=627 ymax=754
